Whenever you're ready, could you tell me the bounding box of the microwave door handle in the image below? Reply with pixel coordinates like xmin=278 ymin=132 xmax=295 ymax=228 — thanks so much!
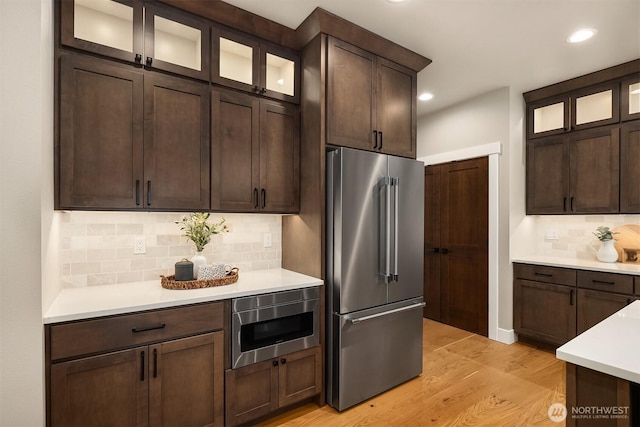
xmin=392 ymin=177 xmax=399 ymax=282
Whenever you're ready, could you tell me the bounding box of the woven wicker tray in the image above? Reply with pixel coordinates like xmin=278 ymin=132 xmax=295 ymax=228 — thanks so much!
xmin=160 ymin=268 xmax=239 ymax=290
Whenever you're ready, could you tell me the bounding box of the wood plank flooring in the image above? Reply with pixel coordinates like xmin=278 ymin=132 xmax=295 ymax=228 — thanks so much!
xmin=258 ymin=319 xmax=565 ymax=426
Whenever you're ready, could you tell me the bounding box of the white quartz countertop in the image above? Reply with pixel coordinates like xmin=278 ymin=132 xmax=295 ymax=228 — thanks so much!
xmin=512 ymin=255 xmax=640 ymax=276
xmin=44 ymin=268 xmax=323 ymax=324
xmin=556 ymin=300 xmax=640 ymax=383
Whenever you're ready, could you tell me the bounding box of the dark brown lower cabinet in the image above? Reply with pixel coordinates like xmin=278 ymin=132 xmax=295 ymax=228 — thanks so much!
xmin=566 ymin=363 xmax=634 ymax=427
xmin=514 ymin=278 xmax=576 ymax=345
xmin=47 ymin=302 xmax=225 ymax=427
xmin=577 ymin=289 xmax=635 ymax=334
xmin=51 ymin=332 xmax=223 ymax=427
xmin=225 ymin=346 xmax=321 ymax=426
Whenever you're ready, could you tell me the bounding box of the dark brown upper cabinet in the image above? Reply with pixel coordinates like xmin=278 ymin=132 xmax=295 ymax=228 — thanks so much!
xmin=212 ymin=27 xmax=300 ymax=104
xmin=621 ymin=75 xmax=640 ymax=122
xmin=60 ymin=0 xmax=210 ymax=81
xmin=620 ymin=121 xmax=640 ymax=213
xmin=211 ymin=89 xmax=300 ymax=213
xmin=526 ymin=126 xmax=620 ymax=214
xmin=57 ymin=54 xmax=210 ymax=210
xmin=527 ymin=83 xmax=619 ymax=140
xmin=327 ymin=36 xmax=416 ymax=158
xmin=58 ymin=53 xmax=144 ymax=209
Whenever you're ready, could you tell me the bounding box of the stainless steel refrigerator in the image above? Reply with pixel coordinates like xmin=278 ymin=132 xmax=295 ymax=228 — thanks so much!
xmin=326 ymin=147 xmax=425 ymax=411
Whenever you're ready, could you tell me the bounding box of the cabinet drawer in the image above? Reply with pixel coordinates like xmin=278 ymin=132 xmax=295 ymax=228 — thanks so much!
xmin=513 ymin=263 xmax=576 ymax=286
xmin=50 ymin=302 xmax=224 ymax=361
xmin=577 ymin=271 xmax=634 ymax=294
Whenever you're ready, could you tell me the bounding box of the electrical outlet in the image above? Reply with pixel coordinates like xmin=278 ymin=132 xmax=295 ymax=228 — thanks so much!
xmin=134 ymin=236 xmax=146 ymax=254
xmin=263 ymin=232 xmax=272 ymax=248
xmin=545 ymin=230 xmax=559 ymax=240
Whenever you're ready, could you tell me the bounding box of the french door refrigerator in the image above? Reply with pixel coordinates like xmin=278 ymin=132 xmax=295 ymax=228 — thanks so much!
xmin=326 ymin=147 xmax=425 ymax=411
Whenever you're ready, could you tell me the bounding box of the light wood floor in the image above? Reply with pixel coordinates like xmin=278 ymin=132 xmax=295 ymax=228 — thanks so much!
xmin=258 ymin=319 xmax=565 ymax=426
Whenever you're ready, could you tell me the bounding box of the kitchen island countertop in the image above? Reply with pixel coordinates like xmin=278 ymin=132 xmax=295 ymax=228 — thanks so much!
xmin=512 ymin=255 xmax=640 ymax=275
xmin=556 ymin=300 xmax=640 ymax=383
xmin=44 ymin=268 xmax=323 ymax=324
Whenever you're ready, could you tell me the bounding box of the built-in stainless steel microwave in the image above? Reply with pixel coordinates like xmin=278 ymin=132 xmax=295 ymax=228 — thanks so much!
xmin=231 ymin=287 xmax=320 ymax=369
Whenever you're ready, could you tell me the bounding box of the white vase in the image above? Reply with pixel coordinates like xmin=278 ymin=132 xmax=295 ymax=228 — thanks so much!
xmin=191 ymin=251 xmax=207 ymax=278
xmin=595 ymin=239 xmax=619 ymax=263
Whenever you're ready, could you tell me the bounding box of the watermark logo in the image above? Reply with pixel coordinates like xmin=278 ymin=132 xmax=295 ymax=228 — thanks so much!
xmin=548 ymin=403 xmax=631 ymax=422
xmin=548 ymin=403 xmax=567 ymax=423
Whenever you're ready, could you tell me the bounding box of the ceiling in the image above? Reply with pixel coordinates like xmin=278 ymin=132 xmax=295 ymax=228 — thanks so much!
xmin=220 ymin=0 xmax=640 ymax=117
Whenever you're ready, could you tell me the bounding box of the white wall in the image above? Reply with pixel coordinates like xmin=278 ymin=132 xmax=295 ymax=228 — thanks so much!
xmin=0 ymin=0 xmax=51 ymax=424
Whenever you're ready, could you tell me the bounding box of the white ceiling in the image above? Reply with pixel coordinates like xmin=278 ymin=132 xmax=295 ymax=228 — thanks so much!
xmin=221 ymin=0 xmax=640 ymax=117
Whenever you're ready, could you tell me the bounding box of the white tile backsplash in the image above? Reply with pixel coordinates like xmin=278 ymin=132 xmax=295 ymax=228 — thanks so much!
xmin=61 ymin=212 xmax=282 ymax=288
xmin=531 ymin=214 xmax=640 ymax=260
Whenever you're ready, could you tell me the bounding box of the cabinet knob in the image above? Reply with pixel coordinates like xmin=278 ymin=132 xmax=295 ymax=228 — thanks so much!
xmin=135 ymin=53 xmax=142 ymax=64
xmin=272 ymin=360 xmax=279 ymax=367
xmin=146 ymin=56 xmax=153 ymax=66
xmin=253 ymin=85 xmax=260 ymax=93
xmin=260 ymin=87 xmax=267 ymax=95
xmin=280 ymin=358 xmax=287 ymax=365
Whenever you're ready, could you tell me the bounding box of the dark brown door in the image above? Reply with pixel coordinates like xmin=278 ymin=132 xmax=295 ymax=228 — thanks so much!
xmin=569 ymin=126 xmax=620 ymax=213
xmin=440 ymin=158 xmax=489 ymax=336
xmin=326 ymin=36 xmax=376 ymax=151
xmin=277 ymin=347 xmax=321 ymax=408
xmin=423 ymin=166 xmax=441 ymax=320
xmin=526 ymin=136 xmax=569 ymax=214
xmin=149 ymin=332 xmax=223 ymax=427
xmin=259 ymin=101 xmax=300 ymax=213
xmin=514 ymin=279 xmax=576 ymax=345
xmin=58 ymin=54 xmax=144 ymax=209
xmin=211 ymin=89 xmax=260 ymax=211
xmin=424 ymin=157 xmax=489 ymax=336
xmin=620 ymin=121 xmax=640 ymax=213
xmin=225 ymin=359 xmax=278 ymax=427
xmin=143 ymin=73 xmax=210 ymax=210
xmin=50 ymin=347 xmax=148 ymax=427
xmin=376 ymin=57 xmax=416 ymax=158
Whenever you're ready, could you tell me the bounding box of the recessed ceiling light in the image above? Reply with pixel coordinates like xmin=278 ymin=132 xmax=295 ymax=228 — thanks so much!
xmin=418 ymin=92 xmax=434 ymax=101
xmin=567 ymin=28 xmax=597 ymax=43
xmin=387 ymin=0 xmax=407 ymax=3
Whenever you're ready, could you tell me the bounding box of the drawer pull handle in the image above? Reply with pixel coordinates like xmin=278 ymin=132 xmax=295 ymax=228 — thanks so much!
xmin=569 ymin=289 xmax=574 ymax=306
xmin=132 ymin=323 xmax=166 ymax=333
xmin=534 ymin=272 xmax=552 ymax=277
xmin=592 ymin=280 xmax=615 ymax=285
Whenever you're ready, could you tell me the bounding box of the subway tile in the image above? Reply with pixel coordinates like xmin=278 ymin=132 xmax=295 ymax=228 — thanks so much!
xmin=88 ymin=273 xmax=116 ymax=286
xmin=86 ymin=248 xmax=118 ymax=261
xmin=102 ymin=260 xmax=131 ymax=273
xmin=117 ymin=271 xmax=143 ymax=284
xmin=87 ymin=224 xmax=116 ymax=236
xmin=117 ymin=223 xmax=143 ymax=235
xmin=70 ymin=261 xmax=102 ymax=275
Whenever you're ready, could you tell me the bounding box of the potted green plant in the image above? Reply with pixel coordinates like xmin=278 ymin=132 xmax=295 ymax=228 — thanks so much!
xmin=590 ymin=226 xmax=619 ymax=263
xmin=176 ymin=213 xmax=228 ymax=275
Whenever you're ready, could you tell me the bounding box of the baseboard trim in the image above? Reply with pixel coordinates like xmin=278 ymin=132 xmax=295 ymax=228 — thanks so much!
xmin=496 ymin=328 xmax=516 ymax=344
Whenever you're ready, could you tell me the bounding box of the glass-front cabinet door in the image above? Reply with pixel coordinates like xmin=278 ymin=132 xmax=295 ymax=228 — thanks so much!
xmin=621 ymin=76 xmax=640 ymax=121
xmin=60 ymin=0 xmax=210 ymax=80
xmin=262 ymin=45 xmax=299 ymax=103
xmin=60 ymin=0 xmax=143 ymax=64
xmin=212 ymin=28 xmax=260 ymax=92
xmin=213 ymin=27 xmax=299 ymax=103
xmin=144 ymin=4 xmax=210 ymax=81
xmin=571 ymin=82 xmax=619 ymax=130
xmin=527 ymin=95 xmax=570 ymax=139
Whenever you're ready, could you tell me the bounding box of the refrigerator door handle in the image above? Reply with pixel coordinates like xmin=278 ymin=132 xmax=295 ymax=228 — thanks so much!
xmin=349 ymin=302 xmax=426 ymax=324
xmin=380 ymin=176 xmax=392 ymax=280
xmin=392 ymin=177 xmax=399 ymax=282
